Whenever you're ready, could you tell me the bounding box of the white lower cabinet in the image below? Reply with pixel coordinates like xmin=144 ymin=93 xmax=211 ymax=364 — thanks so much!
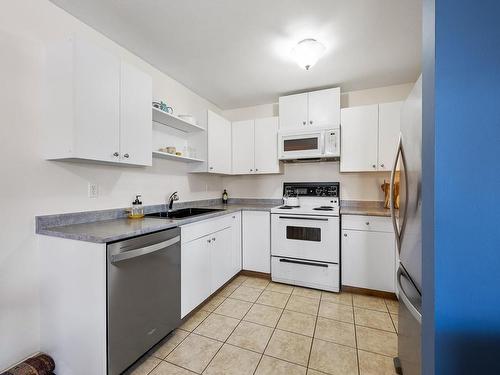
xmin=242 ymin=211 xmax=270 ymax=273
xmin=181 ymin=234 xmax=212 ymax=317
xmin=181 ymin=213 xmax=241 ymax=317
xmin=341 ymin=215 xmax=396 ymax=292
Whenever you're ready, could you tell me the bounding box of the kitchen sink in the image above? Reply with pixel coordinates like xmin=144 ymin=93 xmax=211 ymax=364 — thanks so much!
xmin=146 ymin=207 xmax=225 ymax=219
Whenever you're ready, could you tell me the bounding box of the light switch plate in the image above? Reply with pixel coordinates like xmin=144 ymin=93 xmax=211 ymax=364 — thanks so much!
xmin=88 ymin=183 xmax=98 ymax=198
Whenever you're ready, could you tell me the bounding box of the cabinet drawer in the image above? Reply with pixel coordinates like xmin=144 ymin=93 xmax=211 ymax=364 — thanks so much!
xmin=342 ymin=215 xmax=393 ymax=233
xmin=271 ymin=256 xmax=339 ymax=292
xmin=181 ymin=213 xmax=235 ymax=243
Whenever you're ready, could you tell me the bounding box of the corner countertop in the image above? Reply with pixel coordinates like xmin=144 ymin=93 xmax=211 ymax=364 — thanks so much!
xmin=36 ymin=202 xmax=277 ymax=244
xmin=340 ymin=201 xmax=392 ymax=217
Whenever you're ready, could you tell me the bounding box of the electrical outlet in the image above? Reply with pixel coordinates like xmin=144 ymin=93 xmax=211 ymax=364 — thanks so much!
xmin=88 ymin=183 xmax=98 ymax=198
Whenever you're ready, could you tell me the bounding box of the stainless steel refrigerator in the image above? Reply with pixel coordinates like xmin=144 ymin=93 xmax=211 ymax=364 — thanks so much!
xmin=391 ymin=76 xmax=422 ymax=375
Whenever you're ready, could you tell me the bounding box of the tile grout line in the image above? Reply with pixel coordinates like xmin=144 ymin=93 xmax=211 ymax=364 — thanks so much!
xmin=305 ymin=291 xmax=321 ymax=371
xmin=201 ymin=280 xmax=270 ymax=374
xmin=251 ymin=285 xmax=294 ymax=375
xmin=351 ymin=294 xmax=361 ymax=375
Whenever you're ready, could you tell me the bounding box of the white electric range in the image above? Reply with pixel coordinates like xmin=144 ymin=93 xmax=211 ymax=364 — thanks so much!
xmin=271 ymin=182 xmax=340 ymax=292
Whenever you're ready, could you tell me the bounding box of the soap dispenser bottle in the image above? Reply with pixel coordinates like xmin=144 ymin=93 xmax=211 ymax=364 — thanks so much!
xmin=129 ymin=195 xmax=144 ymax=219
xmin=222 ymin=189 xmax=228 ymax=205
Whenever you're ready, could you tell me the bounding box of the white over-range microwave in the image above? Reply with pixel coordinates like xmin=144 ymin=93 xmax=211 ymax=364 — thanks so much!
xmin=278 ymin=127 xmax=340 ymax=161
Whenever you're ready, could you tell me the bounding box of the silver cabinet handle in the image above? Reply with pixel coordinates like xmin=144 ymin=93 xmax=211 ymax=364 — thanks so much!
xmin=212 ymin=237 xmax=216 ymax=241
xmin=309 ymin=120 xmax=313 ymax=124
xmin=343 ymin=233 xmax=347 ymax=237
xmin=372 ymin=164 xmax=376 ymax=169
xmin=113 ymin=152 xmax=119 ymax=157
xmin=111 ymin=236 xmax=180 ymax=263
xmin=397 ymin=267 xmax=421 ymax=323
xmin=250 ymin=169 xmax=253 ymax=172
xmin=123 ymin=153 xmax=130 ymax=158
xmin=381 ymin=163 xmax=385 ymax=168
xmin=255 ymin=168 xmax=259 ymax=172
xmin=365 ymin=222 xmax=370 ymax=225
xmin=207 ymin=239 xmax=212 ymax=243
xmin=302 ymin=121 xmax=306 ymax=125
xmin=209 ymin=167 xmax=214 ymax=170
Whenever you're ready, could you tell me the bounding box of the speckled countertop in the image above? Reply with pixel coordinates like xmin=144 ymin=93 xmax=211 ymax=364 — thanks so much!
xmin=340 ymin=201 xmax=392 ymax=217
xmin=36 ymin=202 xmax=278 ymax=244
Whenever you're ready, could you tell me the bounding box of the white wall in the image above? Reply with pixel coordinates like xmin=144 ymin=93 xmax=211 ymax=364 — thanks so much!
xmin=0 ymin=0 xmax=223 ymax=369
xmin=221 ymin=83 xmax=414 ymax=201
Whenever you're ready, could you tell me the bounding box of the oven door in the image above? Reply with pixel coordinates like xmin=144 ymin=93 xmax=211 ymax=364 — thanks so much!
xmin=279 ymin=131 xmax=324 ymax=160
xmin=271 ymin=214 xmax=339 ymax=263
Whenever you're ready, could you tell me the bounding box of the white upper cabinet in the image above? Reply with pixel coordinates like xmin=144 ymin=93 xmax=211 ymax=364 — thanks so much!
xmin=254 ymin=117 xmax=280 ymax=173
xmin=378 ymin=101 xmax=403 ymax=171
xmin=279 ymin=93 xmax=308 ymax=128
xmin=207 ymin=110 xmax=232 ymax=174
xmin=44 ymin=35 xmax=152 ymax=166
xmin=279 ymin=87 xmax=340 ymax=129
xmin=340 ymin=101 xmax=402 ymax=172
xmin=340 ymin=105 xmax=379 ymax=172
xmin=308 ymin=88 xmax=341 ymax=127
xmin=120 ymin=62 xmax=152 ymax=166
xmin=231 ymin=117 xmax=282 ymax=175
xmin=232 ymin=120 xmax=255 ymax=174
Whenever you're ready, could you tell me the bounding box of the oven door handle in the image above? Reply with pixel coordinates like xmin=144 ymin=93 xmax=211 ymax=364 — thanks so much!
xmin=278 ymin=216 xmax=329 ymax=221
xmin=279 ymin=258 xmax=329 ymax=268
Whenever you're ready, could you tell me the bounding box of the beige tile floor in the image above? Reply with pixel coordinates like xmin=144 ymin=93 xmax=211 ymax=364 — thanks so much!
xmin=125 ymin=275 xmax=399 ymax=375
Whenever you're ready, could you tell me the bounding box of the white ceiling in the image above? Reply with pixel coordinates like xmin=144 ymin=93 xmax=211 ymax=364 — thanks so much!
xmin=49 ymin=0 xmax=422 ymax=109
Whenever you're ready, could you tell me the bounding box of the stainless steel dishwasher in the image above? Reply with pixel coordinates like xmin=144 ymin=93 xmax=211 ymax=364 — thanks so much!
xmin=107 ymin=227 xmax=181 ymax=375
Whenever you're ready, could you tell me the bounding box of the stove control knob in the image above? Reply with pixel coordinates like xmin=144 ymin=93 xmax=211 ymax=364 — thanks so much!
xmin=315 ymin=187 xmax=323 ymax=196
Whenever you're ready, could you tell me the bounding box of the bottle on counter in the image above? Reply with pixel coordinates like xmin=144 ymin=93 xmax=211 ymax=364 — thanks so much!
xmin=222 ymin=189 xmax=229 ymax=205
xmin=128 ymin=195 xmax=145 ymax=219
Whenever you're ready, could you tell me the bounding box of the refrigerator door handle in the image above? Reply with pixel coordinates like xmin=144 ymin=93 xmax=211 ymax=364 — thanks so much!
xmin=390 ymin=134 xmax=410 ymax=253
xmin=397 ymin=267 xmax=422 ymax=324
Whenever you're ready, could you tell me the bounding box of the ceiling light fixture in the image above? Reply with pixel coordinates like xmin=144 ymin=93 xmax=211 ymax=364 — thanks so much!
xmin=291 ymin=38 xmax=326 ymax=70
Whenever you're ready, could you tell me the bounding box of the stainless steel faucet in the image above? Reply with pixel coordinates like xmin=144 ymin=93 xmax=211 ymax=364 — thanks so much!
xmin=168 ymin=191 xmax=179 ymax=211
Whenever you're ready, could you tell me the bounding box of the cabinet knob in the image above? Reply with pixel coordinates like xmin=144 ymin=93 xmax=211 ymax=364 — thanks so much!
xmin=255 ymin=168 xmax=259 ymax=171
xmin=250 ymin=169 xmax=253 ymax=172
xmin=124 ymin=153 xmax=130 ymax=158
xmin=208 ymin=239 xmax=212 ymax=243
xmin=212 ymin=237 xmax=216 ymax=241
xmin=302 ymin=121 xmax=306 ymax=125
xmin=344 ymin=233 xmax=347 ymax=237
xmin=209 ymin=166 xmax=214 ymax=170
xmin=372 ymin=164 xmax=376 ymax=169
xmin=380 ymin=163 xmax=384 ymax=168
xmin=365 ymin=222 xmax=370 ymax=225
xmin=113 ymin=152 xmax=119 ymax=157
xmin=309 ymin=120 xmax=313 ymax=124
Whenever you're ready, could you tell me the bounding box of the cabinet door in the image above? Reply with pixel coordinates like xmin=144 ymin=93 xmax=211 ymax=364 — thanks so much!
xmin=210 ymin=227 xmax=234 ymax=292
xmin=340 ymin=105 xmax=379 ymax=172
xmin=254 ymin=117 xmax=280 ymax=174
xmin=279 ymin=93 xmax=308 ymax=128
xmin=119 ymin=62 xmax=152 ymax=166
xmin=207 ymin=110 xmax=232 ymax=174
xmin=242 ymin=211 xmax=270 ymax=273
xmin=341 ymin=229 xmax=395 ymax=292
xmin=232 ymin=120 xmax=255 ymax=174
xmin=231 ymin=212 xmax=242 ymax=276
xmin=308 ymin=88 xmax=341 ymax=127
xmin=74 ymin=37 xmax=120 ymax=162
xmin=378 ymin=101 xmax=403 ymax=171
xmin=181 ymin=235 xmax=211 ymax=317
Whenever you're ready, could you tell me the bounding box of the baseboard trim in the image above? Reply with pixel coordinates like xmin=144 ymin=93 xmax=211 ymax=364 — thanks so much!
xmin=239 ymin=270 xmax=271 ymax=279
xmin=342 ymin=285 xmax=397 ymax=300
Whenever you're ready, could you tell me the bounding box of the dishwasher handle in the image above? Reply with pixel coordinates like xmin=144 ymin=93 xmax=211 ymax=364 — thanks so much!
xmin=111 ymin=236 xmax=180 ymax=263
